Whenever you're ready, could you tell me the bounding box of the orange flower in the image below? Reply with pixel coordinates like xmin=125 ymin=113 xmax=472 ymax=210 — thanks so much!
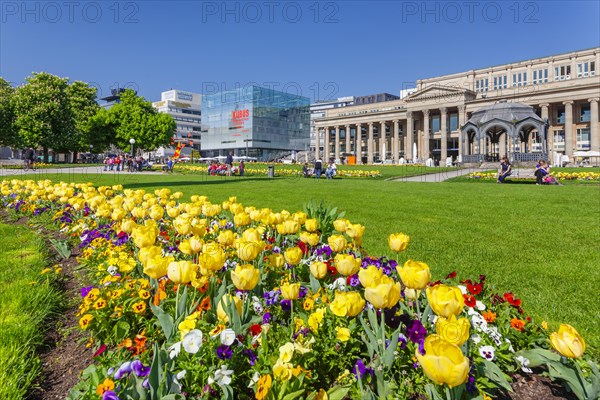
xmin=118 ymin=338 xmax=133 ymax=349
xmin=510 ymin=318 xmax=526 ymax=332
xmin=133 ymin=334 xmax=148 ymax=355
xmin=96 ymin=378 xmax=115 ymax=395
xmin=198 ymin=296 xmax=211 ymax=311
xmin=482 ymin=310 xmax=496 ymax=323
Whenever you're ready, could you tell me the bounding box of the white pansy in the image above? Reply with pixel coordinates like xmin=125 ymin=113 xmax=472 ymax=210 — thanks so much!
xmin=457 ymin=285 xmax=467 ymax=294
xmin=107 ymin=265 xmax=118 ymax=275
xmin=328 ymin=277 xmax=347 ymax=291
xmin=168 ymin=341 xmax=182 ymax=359
xmin=173 ymin=369 xmax=187 ymax=391
xmin=220 ymin=328 xmax=236 ymax=346
xmin=208 ymin=365 xmax=234 ymax=387
xmin=182 ymin=329 xmax=203 ymax=354
xmin=475 ymin=300 xmax=486 ymax=311
xmin=479 ymin=345 xmax=495 ymax=361
xmin=252 ymin=296 xmax=263 ymax=314
xmin=516 ymin=355 xmax=533 ymax=373
xmin=471 ymin=334 xmax=482 ymax=344
xmin=248 ymin=371 xmax=260 ymax=388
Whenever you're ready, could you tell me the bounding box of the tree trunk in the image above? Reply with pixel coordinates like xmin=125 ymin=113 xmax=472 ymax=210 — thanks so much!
xmin=43 ymin=147 xmax=48 ymax=163
xmin=73 ymin=151 xmax=78 ymax=164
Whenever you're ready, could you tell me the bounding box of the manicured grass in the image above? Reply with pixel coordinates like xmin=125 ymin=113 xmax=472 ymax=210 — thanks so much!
xmin=12 ymin=171 xmax=600 ymax=355
xmin=0 ymin=222 xmax=64 ymax=399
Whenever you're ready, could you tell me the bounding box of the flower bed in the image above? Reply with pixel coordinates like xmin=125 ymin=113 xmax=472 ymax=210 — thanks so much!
xmin=1 ymin=179 xmax=597 ymax=400
xmin=467 ymin=171 xmax=600 ymax=181
xmin=166 ymin=164 xmax=382 ymax=178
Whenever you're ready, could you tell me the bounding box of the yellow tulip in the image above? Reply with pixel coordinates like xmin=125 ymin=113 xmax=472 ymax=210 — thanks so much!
xmin=550 ymin=324 xmax=586 ymax=358
xmin=276 ymin=220 xmax=300 ymax=235
xmin=173 ymin=216 xmax=192 ymax=235
xmin=231 ymin=264 xmax=260 ymax=291
xmin=143 ymin=255 xmax=173 ymax=279
xmin=388 ymin=233 xmax=410 ymax=252
xmin=397 ymin=260 xmax=431 ymax=290
xmin=234 ymin=212 xmax=251 ymax=226
xmin=242 ymin=228 xmax=262 ymax=243
xmin=132 ymin=226 xmax=157 ymax=248
xmin=345 ymin=223 xmax=365 ymax=240
xmin=167 ymin=261 xmax=197 ymax=284
xmin=329 ymin=291 xmax=365 ymax=317
xmin=199 ymin=242 xmax=227 ymax=271
xmin=426 ymin=284 xmax=465 ymax=318
xmin=166 ymin=206 xmax=180 ymax=218
xmin=190 ymin=218 xmax=207 ymax=237
xmin=416 ymin=335 xmax=470 ymax=388
xmin=327 ymin=235 xmax=347 ymax=252
xmin=364 ymin=276 xmax=401 ymax=308
xmin=236 ymin=240 xmax=262 ymax=262
xmin=149 ymin=205 xmax=164 ymax=220
xmin=333 ymin=219 xmax=349 ymax=232
xmin=217 ymin=294 xmax=243 ymax=322
xmin=111 ymin=208 xmax=126 ymax=221
xmin=334 ymin=254 xmax=361 ymax=276
xmin=178 ymin=236 xmax=203 ymax=255
xmin=309 ymin=261 xmax=328 ymax=279
xmin=216 ymin=230 xmax=235 ymax=247
xmin=358 ymin=265 xmax=383 ymax=288
xmin=435 ymin=315 xmax=470 ymax=346
xmin=138 ymin=245 xmax=162 ymax=265
xmin=305 ymin=218 xmax=318 ymax=232
xmin=280 ymin=282 xmax=300 ymax=300
xmin=284 ymin=247 xmax=303 ymax=266
xmin=120 ymin=219 xmax=137 ymax=234
xmin=269 ymin=253 xmax=285 ymax=268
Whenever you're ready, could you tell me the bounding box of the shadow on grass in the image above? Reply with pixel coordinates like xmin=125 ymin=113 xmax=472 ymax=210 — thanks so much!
xmin=122 ymin=176 xmax=276 ymax=189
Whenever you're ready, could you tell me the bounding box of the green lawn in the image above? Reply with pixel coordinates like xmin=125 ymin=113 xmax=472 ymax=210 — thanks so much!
xmin=11 ymin=171 xmax=600 ymax=356
xmin=0 ymin=223 xmax=64 ymax=399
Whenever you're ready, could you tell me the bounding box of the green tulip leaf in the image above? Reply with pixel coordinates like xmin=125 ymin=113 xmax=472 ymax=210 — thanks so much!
xmin=480 ymin=360 xmax=512 ymax=392
xmin=150 ymin=303 xmax=174 ymax=342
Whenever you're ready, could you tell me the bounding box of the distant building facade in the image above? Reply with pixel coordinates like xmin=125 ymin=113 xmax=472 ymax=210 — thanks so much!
xmin=314 ymin=47 xmax=600 ymax=164
xmin=353 ymin=93 xmax=400 ymax=105
xmin=310 ymin=97 xmax=354 ymax=155
xmin=201 ymin=86 xmax=310 ymax=161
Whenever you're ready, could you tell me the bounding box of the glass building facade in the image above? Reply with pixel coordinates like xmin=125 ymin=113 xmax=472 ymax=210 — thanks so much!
xmin=201 ymin=86 xmax=310 ymax=160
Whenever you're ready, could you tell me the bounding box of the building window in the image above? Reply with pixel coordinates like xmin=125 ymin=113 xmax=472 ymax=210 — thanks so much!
xmin=580 ymin=104 xmax=591 ymax=122
xmin=493 ymin=75 xmax=507 ymax=90
xmin=553 ymin=130 xmax=565 ymax=151
xmin=577 ymin=61 xmax=596 ymax=78
xmin=556 ymin=106 xmax=566 ymax=124
xmin=449 ymin=113 xmax=458 ymax=131
xmin=512 ymin=72 xmax=527 ymax=87
xmin=431 ymin=115 xmax=440 ymax=132
xmin=576 ymin=128 xmax=591 ymax=150
xmin=554 ymin=65 xmax=571 ymax=81
xmin=532 ymin=68 xmax=548 ymax=84
xmin=475 ymin=78 xmax=488 ymax=93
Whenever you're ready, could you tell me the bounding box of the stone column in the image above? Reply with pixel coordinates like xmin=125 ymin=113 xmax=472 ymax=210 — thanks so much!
xmin=590 ymin=98 xmax=599 ymax=152
xmin=393 ymin=119 xmax=399 ymax=164
xmin=315 ymin=126 xmax=320 ymax=160
xmin=422 ymin=110 xmax=430 ymax=159
xmin=355 ymin=124 xmax=361 ymax=158
xmin=380 ymin=121 xmax=387 ymax=161
xmin=563 ymin=101 xmax=574 ymax=156
xmin=324 ymin=127 xmax=330 ymax=161
xmin=345 ymin=125 xmax=351 ymax=157
xmin=367 ymin=123 xmax=374 ymax=164
xmin=440 ymin=107 xmax=448 ymax=160
xmin=406 ymin=112 xmax=413 ymax=161
xmin=458 ymin=105 xmax=466 ymax=158
xmin=334 ymin=126 xmax=340 ymax=161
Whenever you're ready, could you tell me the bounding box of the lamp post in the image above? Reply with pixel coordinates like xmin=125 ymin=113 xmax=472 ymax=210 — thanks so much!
xmin=89 ymin=144 xmax=93 ymax=164
xmin=129 ymin=138 xmax=135 ymax=157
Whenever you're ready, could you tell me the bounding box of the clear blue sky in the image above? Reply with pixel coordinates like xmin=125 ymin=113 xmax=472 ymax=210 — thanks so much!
xmin=1 ymin=1 xmax=599 ymax=102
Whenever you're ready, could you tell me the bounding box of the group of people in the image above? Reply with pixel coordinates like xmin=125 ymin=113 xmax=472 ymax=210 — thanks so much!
xmin=208 ymin=159 xmax=245 ymax=176
xmin=103 ymin=155 xmax=147 ymax=172
xmin=303 ymin=159 xmax=337 ymax=179
xmin=497 ymin=156 xmax=556 ymax=185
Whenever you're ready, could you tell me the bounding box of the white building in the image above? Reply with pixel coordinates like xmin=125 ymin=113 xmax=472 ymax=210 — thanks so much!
xmin=152 ymin=90 xmax=202 ymax=157
xmin=310 ymin=97 xmax=354 ymax=155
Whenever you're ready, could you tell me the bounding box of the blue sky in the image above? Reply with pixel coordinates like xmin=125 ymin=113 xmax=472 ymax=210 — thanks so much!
xmin=1 ymin=1 xmax=599 ymax=102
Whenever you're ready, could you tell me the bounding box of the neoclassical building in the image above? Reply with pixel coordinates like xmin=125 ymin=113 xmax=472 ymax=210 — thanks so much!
xmin=314 ymin=47 xmax=599 ymax=164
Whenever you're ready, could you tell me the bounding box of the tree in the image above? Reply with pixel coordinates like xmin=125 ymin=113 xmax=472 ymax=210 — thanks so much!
xmin=106 ymin=90 xmax=176 ymax=152
xmin=0 ymin=77 xmax=18 ymax=147
xmin=13 ymin=72 xmax=74 ymax=162
xmin=66 ymin=80 xmax=101 ymax=154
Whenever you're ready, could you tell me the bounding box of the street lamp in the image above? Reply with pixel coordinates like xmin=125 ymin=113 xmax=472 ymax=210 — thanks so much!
xmin=89 ymin=144 xmax=93 ymax=164
xmin=129 ymin=138 xmax=135 ymax=157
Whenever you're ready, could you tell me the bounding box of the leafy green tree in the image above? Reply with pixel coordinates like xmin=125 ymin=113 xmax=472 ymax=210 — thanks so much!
xmin=106 ymin=89 xmax=176 ymax=152
xmin=13 ymin=72 xmax=74 ymax=162
xmin=66 ymin=80 xmax=101 ymax=154
xmin=0 ymin=77 xmax=18 ymax=147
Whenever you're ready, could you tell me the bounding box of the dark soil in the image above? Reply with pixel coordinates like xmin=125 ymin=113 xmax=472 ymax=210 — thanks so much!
xmin=499 ymin=372 xmax=578 ymax=400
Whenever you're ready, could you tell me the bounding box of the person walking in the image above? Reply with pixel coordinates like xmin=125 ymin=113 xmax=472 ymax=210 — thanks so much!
xmin=239 ymin=160 xmax=245 ymax=176
xmin=23 ymin=147 xmax=35 ymax=171
xmin=225 ymin=152 xmax=234 ymax=176
xmin=314 ymin=158 xmax=323 ymax=179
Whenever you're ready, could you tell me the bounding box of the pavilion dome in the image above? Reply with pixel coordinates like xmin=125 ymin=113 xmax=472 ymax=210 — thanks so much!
xmin=467 ymin=100 xmax=545 ymax=126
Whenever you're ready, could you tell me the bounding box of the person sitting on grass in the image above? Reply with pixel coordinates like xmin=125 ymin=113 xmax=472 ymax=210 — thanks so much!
xmin=162 ymin=158 xmax=174 ymax=174
xmin=497 ymin=156 xmax=512 ymax=183
xmin=302 ymin=163 xmax=310 ymax=178
xmin=534 ymin=159 xmax=550 ymax=185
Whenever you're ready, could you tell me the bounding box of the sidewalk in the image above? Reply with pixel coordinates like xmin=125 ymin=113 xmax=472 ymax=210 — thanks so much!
xmin=393 ymin=167 xmax=535 ymax=182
